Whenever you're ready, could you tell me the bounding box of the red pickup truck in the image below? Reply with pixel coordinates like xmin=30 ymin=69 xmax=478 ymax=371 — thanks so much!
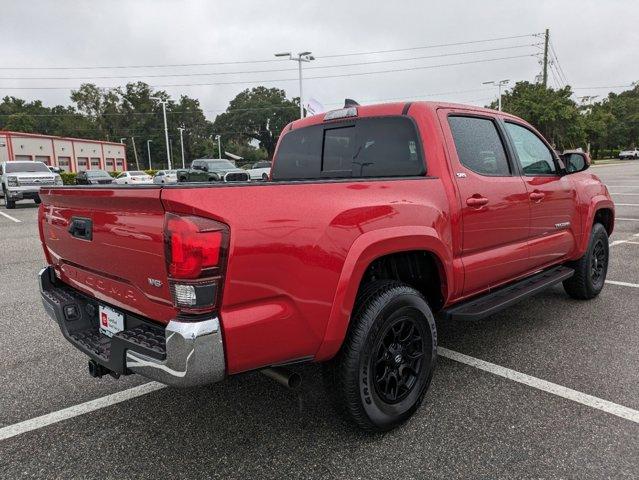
xmin=38 ymin=101 xmax=614 ymax=432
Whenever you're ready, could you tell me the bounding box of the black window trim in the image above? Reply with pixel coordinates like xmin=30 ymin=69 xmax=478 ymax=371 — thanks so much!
xmin=502 ymin=120 xmax=562 ymax=177
xmin=446 ymin=112 xmax=518 ymax=178
xmin=273 ymin=114 xmax=428 ymax=180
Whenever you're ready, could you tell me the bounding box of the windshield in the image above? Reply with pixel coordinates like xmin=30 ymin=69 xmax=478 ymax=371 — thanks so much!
xmin=86 ymin=170 xmax=110 ymax=177
xmin=5 ymin=161 xmax=51 ymax=173
xmin=129 ymin=171 xmax=147 ymax=176
xmin=205 ymin=160 xmax=236 ymax=170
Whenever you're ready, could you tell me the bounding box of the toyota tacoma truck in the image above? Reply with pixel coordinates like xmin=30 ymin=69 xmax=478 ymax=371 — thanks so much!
xmin=1 ymin=160 xmax=62 ymax=209
xmin=37 ymin=101 xmax=614 ymax=432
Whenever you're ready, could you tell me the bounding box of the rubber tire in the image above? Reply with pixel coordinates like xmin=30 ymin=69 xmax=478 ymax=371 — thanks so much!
xmin=262 ymin=173 xmax=269 ymax=181
xmin=323 ymin=281 xmax=437 ymax=432
xmin=34 ymin=198 xmax=41 ymax=205
xmin=563 ymin=223 xmax=609 ymax=299
xmin=5 ymin=197 xmax=16 ymax=209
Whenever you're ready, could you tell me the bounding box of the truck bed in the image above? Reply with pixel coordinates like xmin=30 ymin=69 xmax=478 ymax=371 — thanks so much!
xmin=39 ymin=178 xmax=448 ymax=373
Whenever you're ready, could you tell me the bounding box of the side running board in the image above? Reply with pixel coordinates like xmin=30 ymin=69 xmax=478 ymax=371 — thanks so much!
xmin=441 ymin=266 xmax=574 ymax=321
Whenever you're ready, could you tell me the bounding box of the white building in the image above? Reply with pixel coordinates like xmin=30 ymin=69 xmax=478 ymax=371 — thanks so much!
xmin=0 ymin=131 xmax=127 ymax=172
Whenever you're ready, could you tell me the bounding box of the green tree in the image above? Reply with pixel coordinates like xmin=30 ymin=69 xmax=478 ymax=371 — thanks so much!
xmin=493 ymin=81 xmax=585 ymax=150
xmin=3 ymin=112 xmax=37 ymax=132
xmin=213 ymin=87 xmax=299 ymax=159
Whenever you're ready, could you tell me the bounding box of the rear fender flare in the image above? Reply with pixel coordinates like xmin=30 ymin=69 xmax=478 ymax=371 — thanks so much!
xmin=314 ymin=226 xmax=452 ymax=361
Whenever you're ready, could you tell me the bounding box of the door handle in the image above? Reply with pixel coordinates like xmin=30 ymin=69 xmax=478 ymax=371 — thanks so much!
xmin=466 ymin=195 xmax=489 ymax=208
xmin=529 ymin=191 xmax=545 ymax=202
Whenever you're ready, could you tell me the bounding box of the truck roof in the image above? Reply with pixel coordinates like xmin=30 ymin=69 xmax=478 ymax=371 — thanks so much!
xmin=288 ymin=101 xmax=518 ymax=131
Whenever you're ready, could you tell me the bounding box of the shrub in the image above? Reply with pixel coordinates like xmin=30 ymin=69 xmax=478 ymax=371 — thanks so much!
xmin=60 ymin=172 xmax=77 ymax=185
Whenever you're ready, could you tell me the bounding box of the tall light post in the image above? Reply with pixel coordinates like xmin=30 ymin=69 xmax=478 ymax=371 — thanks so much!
xmin=483 ymin=79 xmax=510 ymax=111
xmin=274 ymin=51 xmax=314 ymax=118
xmin=119 ymin=137 xmax=126 ymax=144
xmin=131 ymin=136 xmax=140 ymax=170
xmin=178 ymin=127 xmax=186 ymax=168
xmin=215 ymin=134 xmax=221 ymax=159
xmin=146 ymin=140 xmax=153 ymax=170
xmin=150 ymin=96 xmax=172 ymax=170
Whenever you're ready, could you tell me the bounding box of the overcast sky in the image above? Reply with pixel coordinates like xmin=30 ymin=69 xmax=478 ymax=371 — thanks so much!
xmin=1 ymin=0 xmax=637 ymax=119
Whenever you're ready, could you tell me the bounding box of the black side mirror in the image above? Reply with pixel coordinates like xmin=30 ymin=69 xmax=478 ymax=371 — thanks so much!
xmin=562 ymin=152 xmax=590 ymax=174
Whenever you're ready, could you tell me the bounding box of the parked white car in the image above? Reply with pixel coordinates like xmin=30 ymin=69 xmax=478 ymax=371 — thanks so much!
xmin=113 ymin=171 xmax=153 ymax=185
xmin=246 ymin=161 xmax=272 ymax=181
xmin=619 ymin=148 xmax=639 ymax=160
xmin=153 ymin=170 xmax=178 ymax=184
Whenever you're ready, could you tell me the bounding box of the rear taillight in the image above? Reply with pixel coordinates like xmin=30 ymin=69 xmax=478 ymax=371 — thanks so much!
xmin=164 ymin=213 xmax=229 ymax=312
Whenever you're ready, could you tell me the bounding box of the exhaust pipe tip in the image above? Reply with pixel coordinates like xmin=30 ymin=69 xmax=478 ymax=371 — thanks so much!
xmin=261 ymin=367 xmax=302 ymax=389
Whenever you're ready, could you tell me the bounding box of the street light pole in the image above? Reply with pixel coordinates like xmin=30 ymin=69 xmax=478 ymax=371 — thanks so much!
xmin=147 ymin=140 xmax=153 ymax=170
xmin=151 ymin=97 xmax=172 ymax=170
xmin=274 ymin=51 xmax=314 ymax=118
xmin=119 ymin=137 xmax=126 ymax=144
xmin=178 ymin=127 xmax=186 ymax=168
xmin=215 ymin=134 xmax=221 ymax=159
xmin=131 ymin=136 xmax=140 ymax=170
xmin=483 ymin=79 xmax=510 ymax=111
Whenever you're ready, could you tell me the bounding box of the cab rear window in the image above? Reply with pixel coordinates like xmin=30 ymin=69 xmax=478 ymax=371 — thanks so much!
xmin=272 ymin=117 xmax=425 ymax=180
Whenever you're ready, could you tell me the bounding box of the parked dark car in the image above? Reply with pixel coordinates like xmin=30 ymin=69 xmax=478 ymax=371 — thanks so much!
xmin=76 ymin=170 xmax=114 ymax=185
xmin=177 ymin=159 xmax=250 ymax=183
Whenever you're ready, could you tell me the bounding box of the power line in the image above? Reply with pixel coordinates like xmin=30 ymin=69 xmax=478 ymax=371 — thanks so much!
xmin=0 ymin=44 xmax=541 ymax=81
xmin=0 ymin=53 xmax=539 ymax=91
xmin=549 ymin=40 xmax=569 ymax=85
xmin=0 ymin=33 xmax=543 ymax=71
xmin=0 ymin=88 xmax=496 ymax=117
xmin=316 ymin=33 xmax=542 ymax=58
xmin=573 ymin=84 xmax=635 ymax=90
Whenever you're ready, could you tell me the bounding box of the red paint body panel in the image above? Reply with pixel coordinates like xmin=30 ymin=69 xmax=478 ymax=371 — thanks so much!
xmin=38 ymin=101 xmax=614 ymax=376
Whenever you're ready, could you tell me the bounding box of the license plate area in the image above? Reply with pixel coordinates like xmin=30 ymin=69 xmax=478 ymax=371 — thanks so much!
xmin=98 ymin=305 xmax=124 ymax=337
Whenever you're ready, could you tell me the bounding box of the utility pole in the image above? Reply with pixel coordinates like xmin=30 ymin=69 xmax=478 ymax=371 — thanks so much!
xmin=483 ymin=79 xmax=510 ymax=111
xmin=147 ymin=140 xmax=153 ymax=170
xmin=274 ymin=51 xmax=315 ymax=118
xmin=542 ymin=28 xmax=550 ymax=88
xmin=178 ymin=127 xmax=186 ymax=168
xmin=131 ymin=136 xmax=140 ymax=170
xmin=151 ymin=97 xmax=172 ymax=170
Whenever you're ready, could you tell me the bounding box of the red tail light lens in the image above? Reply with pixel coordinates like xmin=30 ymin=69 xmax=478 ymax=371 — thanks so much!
xmin=165 ymin=213 xmax=229 ymax=279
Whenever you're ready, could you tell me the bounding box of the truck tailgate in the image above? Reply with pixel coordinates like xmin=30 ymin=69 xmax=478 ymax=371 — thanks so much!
xmin=38 ymin=187 xmax=177 ymax=323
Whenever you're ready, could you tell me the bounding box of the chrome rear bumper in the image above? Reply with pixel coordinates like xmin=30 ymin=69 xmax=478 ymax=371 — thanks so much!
xmin=126 ymin=318 xmax=225 ymax=387
xmin=39 ymin=266 xmax=226 ymax=388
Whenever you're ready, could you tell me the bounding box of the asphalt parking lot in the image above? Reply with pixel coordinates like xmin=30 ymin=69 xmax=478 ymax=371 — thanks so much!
xmin=1 ymin=162 xmax=638 ymax=479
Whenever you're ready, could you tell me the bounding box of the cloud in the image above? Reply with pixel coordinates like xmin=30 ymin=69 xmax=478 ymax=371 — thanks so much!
xmin=1 ymin=0 xmax=637 ymax=120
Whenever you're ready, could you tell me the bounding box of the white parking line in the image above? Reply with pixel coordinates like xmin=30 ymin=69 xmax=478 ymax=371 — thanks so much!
xmin=605 ymin=185 xmax=639 ymax=188
xmin=439 ymin=348 xmax=639 ymax=424
xmin=0 ymin=211 xmax=21 ymax=223
xmin=615 ymin=203 xmax=639 ymax=207
xmin=611 ymin=193 xmax=639 ymax=195
xmin=0 ymin=382 xmax=166 ymax=442
xmin=616 ymin=218 xmax=639 ymax=222
xmin=605 ymin=280 xmax=639 ymax=289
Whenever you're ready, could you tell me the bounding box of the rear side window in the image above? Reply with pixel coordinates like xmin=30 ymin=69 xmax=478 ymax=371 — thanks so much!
xmin=448 ymin=116 xmax=510 ymax=176
xmin=272 ymin=117 xmax=424 ymax=180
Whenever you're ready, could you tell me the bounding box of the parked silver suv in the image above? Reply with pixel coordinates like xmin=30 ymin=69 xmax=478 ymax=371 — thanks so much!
xmin=0 ymin=161 xmax=62 ymax=209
